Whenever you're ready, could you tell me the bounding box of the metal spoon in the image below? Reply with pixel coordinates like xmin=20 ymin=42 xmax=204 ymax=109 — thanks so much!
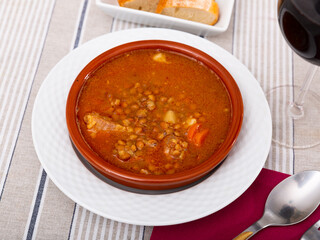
xmin=234 ymin=170 xmax=320 ymax=240
xmin=301 ymin=219 xmax=320 ymax=240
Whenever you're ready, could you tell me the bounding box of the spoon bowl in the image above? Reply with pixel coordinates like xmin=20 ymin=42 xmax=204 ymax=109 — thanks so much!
xmin=234 ymin=170 xmax=320 ymax=240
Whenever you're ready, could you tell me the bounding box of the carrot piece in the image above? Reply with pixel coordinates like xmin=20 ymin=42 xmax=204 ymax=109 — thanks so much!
xmin=193 ymin=129 xmax=209 ymax=147
xmin=188 ymin=123 xmax=209 ymax=146
xmin=187 ymin=123 xmax=201 ymax=141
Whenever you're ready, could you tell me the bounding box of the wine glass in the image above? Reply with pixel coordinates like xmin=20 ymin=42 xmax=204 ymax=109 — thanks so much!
xmin=267 ymin=0 xmax=320 ymax=149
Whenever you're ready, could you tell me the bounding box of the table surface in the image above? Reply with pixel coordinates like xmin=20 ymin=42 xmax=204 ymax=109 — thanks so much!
xmin=1 ymin=0 xmax=320 ymax=239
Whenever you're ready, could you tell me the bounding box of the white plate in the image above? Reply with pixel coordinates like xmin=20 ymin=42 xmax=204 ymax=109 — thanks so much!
xmin=32 ymin=28 xmax=271 ymax=226
xmin=96 ymin=0 xmax=234 ymax=36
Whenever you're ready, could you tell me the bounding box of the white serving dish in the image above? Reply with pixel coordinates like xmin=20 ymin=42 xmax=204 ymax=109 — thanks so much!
xmin=32 ymin=28 xmax=272 ymax=226
xmin=96 ymin=0 xmax=235 ymax=36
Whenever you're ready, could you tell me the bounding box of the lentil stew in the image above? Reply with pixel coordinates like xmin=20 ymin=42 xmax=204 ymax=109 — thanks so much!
xmin=66 ymin=40 xmax=243 ymax=190
xmin=76 ymin=48 xmax=231 ymax=175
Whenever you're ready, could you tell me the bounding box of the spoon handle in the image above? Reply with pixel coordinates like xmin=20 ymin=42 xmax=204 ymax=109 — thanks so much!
xmin=300 ymin=219 xmax=320 ymax=240
xmin=233 ymin=220 xmax=265 ymax=240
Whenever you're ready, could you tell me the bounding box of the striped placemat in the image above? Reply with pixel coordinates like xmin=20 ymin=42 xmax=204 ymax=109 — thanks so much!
xmin=0 ymin=0 xmax=319 ymax=239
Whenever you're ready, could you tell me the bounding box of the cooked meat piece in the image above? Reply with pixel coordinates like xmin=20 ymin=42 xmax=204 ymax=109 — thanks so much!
xmin=83 ymin=112 xmax=126 ymax=134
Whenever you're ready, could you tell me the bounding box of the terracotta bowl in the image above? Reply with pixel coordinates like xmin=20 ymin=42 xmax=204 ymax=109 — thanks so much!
xmin=66 ymin=40 xmax=243 ymax=191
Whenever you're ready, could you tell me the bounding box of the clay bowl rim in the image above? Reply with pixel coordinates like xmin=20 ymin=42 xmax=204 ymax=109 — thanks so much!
xmin=66 ymin=40 xmax=243 ymax=190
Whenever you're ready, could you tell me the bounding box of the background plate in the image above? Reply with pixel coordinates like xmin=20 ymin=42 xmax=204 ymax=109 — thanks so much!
xmin=96 ymin=0 xmax=234 ymax=36
xmin=32 ymin=28 xmax=271 ymax=226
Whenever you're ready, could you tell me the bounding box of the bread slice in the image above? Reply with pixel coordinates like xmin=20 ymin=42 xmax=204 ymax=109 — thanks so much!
xmin=156 ymin=0 xmax=219 ymax=25
xmin=118 ymin=0 xmax=160 ymax=12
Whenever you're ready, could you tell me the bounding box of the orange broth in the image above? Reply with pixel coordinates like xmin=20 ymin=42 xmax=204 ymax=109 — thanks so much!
xmin=76 ymin=49 xmax=232 ymax=175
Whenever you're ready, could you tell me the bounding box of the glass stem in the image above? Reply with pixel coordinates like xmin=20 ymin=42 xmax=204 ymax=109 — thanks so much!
xmin=289 ymin=65 xmax=318 ymax=119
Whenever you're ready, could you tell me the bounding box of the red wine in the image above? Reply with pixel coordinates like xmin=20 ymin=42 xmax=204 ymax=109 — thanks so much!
xmin=278 ymin=0 xmax=320 ymax=65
